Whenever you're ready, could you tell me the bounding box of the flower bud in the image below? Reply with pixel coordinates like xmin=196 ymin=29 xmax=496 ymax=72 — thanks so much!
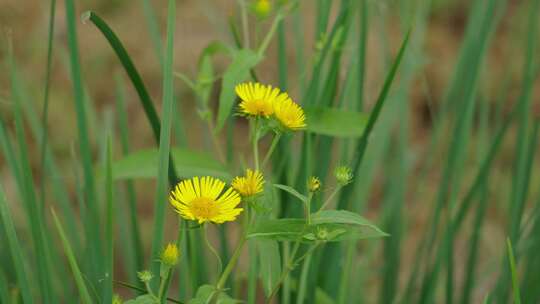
xmin=251 ymin=0 xmax=272 ymax=19
xmin=137 ymin=270 xmax=153 ymax=283
xmin=161 ymin=243 xmax=179 ymax=267
xmin=112 ymin=294 xmax=123 ymax=304
xmin=308 ymin=176 xmax=321 ymax=193
xmin=334 ymin=166 xmax=353 ymax=186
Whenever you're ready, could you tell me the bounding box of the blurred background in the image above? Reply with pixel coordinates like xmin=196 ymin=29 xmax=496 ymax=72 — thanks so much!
xmin=0 ymin=0 xmax=539 ymax=303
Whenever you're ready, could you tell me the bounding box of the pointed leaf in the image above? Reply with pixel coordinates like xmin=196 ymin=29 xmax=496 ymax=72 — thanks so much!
xmin=305 ymin=107 xmax=368 ymax=137
xmin=112 ymin=148 xmax=231 ymax=181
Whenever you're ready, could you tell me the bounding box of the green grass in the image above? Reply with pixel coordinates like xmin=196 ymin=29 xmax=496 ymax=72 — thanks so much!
xmin=1 ymin=0 xmax=539 ymax=303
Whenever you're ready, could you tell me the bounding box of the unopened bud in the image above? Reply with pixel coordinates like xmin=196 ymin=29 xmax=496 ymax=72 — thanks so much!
xmin=334 ymin=166 xmax=353 ymax=186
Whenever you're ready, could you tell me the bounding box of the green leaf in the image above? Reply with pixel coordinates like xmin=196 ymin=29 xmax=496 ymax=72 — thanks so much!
xmin=312 ymin=210 xmax=386 ymax=231
xmin=188 ymin=285 xmax=240 ymax=304
xmin=112 ymin=148 xmax=231 ymax=181
xmin=216 ymin=49 xmax=263 ymax=131
xmin=257 ymin=240 xmax=281 ymax=296
xmin=124 ymin=294 xmax=158 ymax=304
xmin=305 ymin=107 xmax=368 ymax=137
xmin=247 ymin=219 xmax=307 ymax=241
xmin=248 ymin=215 xmax=388 ymax=242
xmin=273 ymin=184 xmax=308 ymax=203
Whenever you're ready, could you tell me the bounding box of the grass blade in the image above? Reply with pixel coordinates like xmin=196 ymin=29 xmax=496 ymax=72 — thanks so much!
xmin=150 ymin=0 xmax=176 ymax=288
xmin=0 ymin=185 xmax=34 ymax=304
xmin=83 ymin=11 xmax=179 ymax=185
xmin=506 ymin=238 xmax=521 ymax=304
xmin=102 ymin=137 xmax=114 ymax=302
xmin=337 ymin=29 xmax=410 ymax=209
xmin=51 ymin=209 xmax=93 ymax=304
xmin=65 ymin=0 xmax=102 ymax=288
xmin=115 ymin=76 xmax=144 ymax=280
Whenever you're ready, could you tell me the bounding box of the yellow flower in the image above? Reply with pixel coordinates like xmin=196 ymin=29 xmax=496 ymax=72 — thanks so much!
xmin=235 ymin=82 xmax=283 ymax=117
xmin=273 ymin=94 xmax=306 ymax=130
xmin=169 ymin=177 xmax=243 ymax=224
xmin=161 ymin=243 xmax=179 ymax=267
xmin=308 ymin=176 xmax=321 ymax=193
xmin=231 ymin=169 xmax=264 ymax=197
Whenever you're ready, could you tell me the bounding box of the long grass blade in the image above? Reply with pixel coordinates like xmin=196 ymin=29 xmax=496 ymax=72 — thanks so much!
xmin=150 ymin=0 xmax=177 ymax=288
xmin=51 ymin=209 xmax=93 ymax=304
xmin=506 ymin=238 xmax=521 ymax=304
xmin=65 ymin=0 xmax=102 ymax=288
xmin=115 ymin=76 xmax=144 ymax=280
xmin=0 ymin=185 xmax=34 ymax=304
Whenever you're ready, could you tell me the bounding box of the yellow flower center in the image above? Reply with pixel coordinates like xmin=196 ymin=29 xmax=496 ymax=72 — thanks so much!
xmin=189 ymin=197 xmax=218 ymax=220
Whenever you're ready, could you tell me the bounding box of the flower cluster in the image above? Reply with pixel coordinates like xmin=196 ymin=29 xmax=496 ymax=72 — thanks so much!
xmin=235 ymin=82 xmax=306 ymax=131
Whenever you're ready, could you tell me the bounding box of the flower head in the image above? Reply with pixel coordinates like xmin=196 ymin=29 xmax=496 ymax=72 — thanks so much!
xmin=273 ymin=94 xmax=306 ymax=130
xmin=137 ymin=270 xmax=153 ymax=283
xmin=308 ymin=176 xmax=321 ymax=193
xmin=161 ymin=243 xmax=179 ymax=267
xmin=235 ymin=82 xmax=282 ymax=117
xmin=169 ymin=177 xmax=243 ymax=224
xmin=232 ymin=169 xmax=264 ymax=197
xmin=251 ymin=0 xmax=272 ymax=18
xmin=334 ymin=166 xmax=353 ymax=186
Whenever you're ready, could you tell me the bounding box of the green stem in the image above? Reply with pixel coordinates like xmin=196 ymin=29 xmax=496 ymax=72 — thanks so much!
xmin=296 ymin=252 xmax=313 ymax=304
xmin=317 ymin=186 xmax=342 ymax=212
xmin=238 ymin=0 xmax=250 ymax=48
xmin=216 ymin=236 xmax=247 ymax=290
xmin=203 ymin=224 xmax=223 ymax=278
xmin=306 ymin=192 xmax=313 ymax=225
xmin=258 ymin=12 xmax=285 ymax=56
xmin=207 ymin=116 xmax=226 ymax=163
xmin=265 ymin=242 xmax=320 ymax=304
xmin=157 ymin=269 xmax=172 ymax=302
xmin=144 ymin=281 xmax=158 ymax=300
xmin=261 ymin=132 xmax=282 ymax=168
xmin=252 ymin=119 xmax=260 ymax=171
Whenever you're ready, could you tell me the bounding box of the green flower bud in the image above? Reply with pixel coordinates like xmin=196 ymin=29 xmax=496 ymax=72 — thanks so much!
xmin=334 ymin=166 xmax=353 ymax=186
xmin=137 ymin=270 xmax=153 ymax=283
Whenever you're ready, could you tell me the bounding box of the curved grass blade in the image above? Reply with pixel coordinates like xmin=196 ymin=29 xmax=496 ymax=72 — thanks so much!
xmin=0 ymin=185 xmax=34 ymax=304
xmin=82 ymin=11 xmax=179 ymax=186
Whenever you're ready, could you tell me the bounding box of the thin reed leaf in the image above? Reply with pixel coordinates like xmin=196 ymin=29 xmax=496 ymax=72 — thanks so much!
xmin=115 ymin=76 xmax=144 ymax=279
xmin=0 ymin=185 xmax=34 ymax=304
xmin=507 ymin=239 xmax=521 ymax=304
xmin=150 ymin=0 xmax=176 ymax=289
xmin=51 ymin=209 xmax=93 ymax=304
xmin=65 ymin=0 xmax=102 ymax=287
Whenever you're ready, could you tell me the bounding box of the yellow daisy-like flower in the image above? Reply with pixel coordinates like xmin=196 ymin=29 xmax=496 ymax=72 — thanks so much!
xmin=169 ymin=177 xmax=243 ymax=224
xmin=235 ymin=82 xmax=283 ymax=117
xmin=273 ymin=95 xmax=306 ymax=130
xmin=231 ymin=169 xmax=265 ymax=197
